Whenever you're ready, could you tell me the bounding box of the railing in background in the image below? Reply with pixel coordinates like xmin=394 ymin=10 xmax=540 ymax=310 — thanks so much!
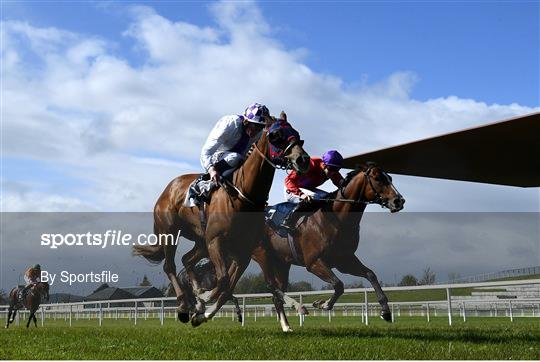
xmin=2 ymin=279 xmax=539 ymax=328
xmin=442 ymin=266 xmax=540 ymax=284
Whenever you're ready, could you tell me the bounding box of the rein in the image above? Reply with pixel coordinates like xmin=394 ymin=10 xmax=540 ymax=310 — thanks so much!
xmin=324 ymin=166 xmax=382 ymax=205
xmin=253 ymin=143 xmax=291 ymax=170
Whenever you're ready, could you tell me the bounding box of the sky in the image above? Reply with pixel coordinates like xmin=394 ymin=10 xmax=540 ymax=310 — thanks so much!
xmin=1 ymin=1 xmax=539 ymax=294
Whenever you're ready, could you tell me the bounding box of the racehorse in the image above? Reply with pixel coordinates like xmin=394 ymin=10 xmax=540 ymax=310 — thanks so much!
xmin=251 ymin=163 xmax=405 ymax=331
xmin=5 ymin=282 xmax=49 ymax=328
xmin=134 ymin=112 xmax=310 ymax=324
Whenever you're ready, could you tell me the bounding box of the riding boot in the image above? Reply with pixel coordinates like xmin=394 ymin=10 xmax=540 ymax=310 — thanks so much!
xmin=282 ymin=201 xmax=316 ymax=231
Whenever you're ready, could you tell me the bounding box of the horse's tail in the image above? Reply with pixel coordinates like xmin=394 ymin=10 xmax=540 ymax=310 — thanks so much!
xmin=132 ymin=243 xmax=165 ymax=264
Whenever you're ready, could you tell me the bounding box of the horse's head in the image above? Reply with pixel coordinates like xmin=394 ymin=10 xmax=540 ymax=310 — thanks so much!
xmin=344 ymin=163 xmax=405 ymax=213
xmin=265 ymin=111 xmax=310 ymax=174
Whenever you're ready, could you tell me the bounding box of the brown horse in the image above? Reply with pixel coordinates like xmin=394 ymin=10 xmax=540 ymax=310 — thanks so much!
xmin=5 ymin=282 xmax=49 ymax=328
xmin=252 ymin=163 xmax=405 ymax=331
xmin=134 ymin=112 xmax=310 ymax=324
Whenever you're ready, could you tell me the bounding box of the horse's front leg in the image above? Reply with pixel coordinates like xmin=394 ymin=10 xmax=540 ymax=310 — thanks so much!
xmin=26 ymin=311 xmax=35 ymax=328
xmin=337 ymin=256 xmax=391 ymax=322
xmin=33 ymin=312 xmax=38 ymax=327
xmin=307 ymin=258 xmax=344 ymax=311
xmin=5 ymin=307 xmax=13 ymax=328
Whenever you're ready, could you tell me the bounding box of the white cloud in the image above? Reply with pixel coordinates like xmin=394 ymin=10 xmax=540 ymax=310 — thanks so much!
xmin=1 ymin=1 xmax=538 ymax=213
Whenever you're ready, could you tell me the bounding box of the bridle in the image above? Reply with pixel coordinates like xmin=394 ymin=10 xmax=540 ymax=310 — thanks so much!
xmin=330 ymin=166 xmax=398 ymax=208
xmin=223 ymin=130 xmax=305 ymax=206
xmin=252 ymin=138 xmax=303 ymax=171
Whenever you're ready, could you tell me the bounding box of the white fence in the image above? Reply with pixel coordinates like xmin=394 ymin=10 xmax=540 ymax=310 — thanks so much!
xmin=2 ymin=279 xmax=539 ymax=327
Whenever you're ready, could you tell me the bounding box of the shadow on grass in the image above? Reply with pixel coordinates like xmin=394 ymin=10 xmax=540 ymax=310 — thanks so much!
xmin=293 ymin=326 xmax=540 ymax=344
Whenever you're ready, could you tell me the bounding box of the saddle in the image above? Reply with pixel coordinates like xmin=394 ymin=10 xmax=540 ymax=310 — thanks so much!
xmin=265 ymin=202 xmax=297 ymax=238
xmin=16 ymin=285 xmax=29 ymax=305
xmin=184 ymin=173 xmax=239 ymax=208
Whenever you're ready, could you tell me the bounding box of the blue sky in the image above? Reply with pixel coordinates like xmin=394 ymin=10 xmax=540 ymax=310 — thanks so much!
xmin=3 ymin=1 xmax=538 ymax=106
xmin=1 ymin=1 xmax=538 ymax=292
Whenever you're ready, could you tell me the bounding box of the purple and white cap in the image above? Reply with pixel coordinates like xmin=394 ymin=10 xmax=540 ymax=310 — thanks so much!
xmin=244 ymin=103 xmax=270 ymax=125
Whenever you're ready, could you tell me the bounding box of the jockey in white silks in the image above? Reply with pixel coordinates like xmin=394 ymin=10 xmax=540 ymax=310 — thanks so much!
xmin=185 ymin=103 xmax=270 ymax=207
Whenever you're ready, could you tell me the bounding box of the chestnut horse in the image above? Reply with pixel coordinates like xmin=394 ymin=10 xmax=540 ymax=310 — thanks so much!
xmin=134 ymin=112 xmax=310 ymax=325
xmin=5 ymin=282 xmax=49 ymax=328
xmin=252 ymin=163 xmax=405 ymax=331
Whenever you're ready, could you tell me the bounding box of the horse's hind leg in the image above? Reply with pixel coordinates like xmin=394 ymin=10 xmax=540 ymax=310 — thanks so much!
xmin=191 ymin=236 xmax=231 ymax=327
xmin=33 ymin=313 xmax=38 ymax=327
xmin=307 ymin=258 xmax=344 ymax=311
xmin=182 ymin=243 xmax=207 ymax=294
xmin=231 ymin=296 xmax=242 ymax=323
xmin=337 ymin=256 xmax=391 ymax=322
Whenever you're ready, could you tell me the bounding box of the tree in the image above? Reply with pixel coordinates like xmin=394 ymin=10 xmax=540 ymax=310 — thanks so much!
xmin=234 ymin=273 xmax=268 ymax=294
xmin=345 ymin=281 xmax=365 ymax=288
xmin=0 ymin=289 xmax=7 ymax=304
xmin=288 ymin=281 xmax=313 ymax=292
xmin=398 ymin=274 xmax=418 ymax=286
xmin=418 ymin=267 xmax=436 ymax=285
xmin=139 ymin=274 xmax=152 ymax=287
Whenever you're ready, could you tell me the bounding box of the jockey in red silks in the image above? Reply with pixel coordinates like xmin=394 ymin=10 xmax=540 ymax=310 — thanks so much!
xmin=185 ymin=103 xmax=270 ymax=206
xmin=281 ymin=150 xmax=344 ymax=230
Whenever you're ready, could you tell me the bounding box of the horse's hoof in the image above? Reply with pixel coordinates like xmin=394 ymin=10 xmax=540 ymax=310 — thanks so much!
xmin=380 ymin=311 xmax=392 ymax=322
xmin=299 ymin=306 xmax=309 ymax=315
xmin=236 ymin=315 xmax=243 ymax=323
xmin=281 ymin=326 xmax=294 ymax=333
xmin=312 ymin=300 xmax=322 ymax=309
xmin=178 ymin=312 xmax=190 ymax=323
xmin=190 ymin=313 xmax=206 ymax=327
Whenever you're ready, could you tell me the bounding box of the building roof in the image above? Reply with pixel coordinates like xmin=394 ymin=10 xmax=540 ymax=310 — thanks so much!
xmin=84 ymin=287 xmax=134 ymax=301
xmin=343 ymin=112 xmax=540 ymax=187
xmin=48 ymin=293 xmax=84 ymax=303
xmin=123 ymin=286 xmax=163 ymax=298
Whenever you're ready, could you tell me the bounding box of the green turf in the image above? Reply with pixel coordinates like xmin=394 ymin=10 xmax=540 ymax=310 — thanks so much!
xmin=2 ymin=316 xmax=538 ymax=360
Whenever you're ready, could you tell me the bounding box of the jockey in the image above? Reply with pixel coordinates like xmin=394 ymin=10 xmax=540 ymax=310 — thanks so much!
xmin=21 ymin=264 xmax=41 ymax=299
xmin=281 ymin=150 xmax=344 ymax=230
xmin=186 ymin=103 xmax=270 ymax=206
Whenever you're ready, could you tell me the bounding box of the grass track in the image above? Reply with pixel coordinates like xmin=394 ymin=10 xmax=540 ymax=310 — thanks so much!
xmin=1 ymin=316 xmax=539 ymax=359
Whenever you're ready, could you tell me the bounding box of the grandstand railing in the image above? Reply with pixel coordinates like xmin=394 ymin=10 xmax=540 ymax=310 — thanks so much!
xmin=1 ymin=278 xmax=539 ymax=327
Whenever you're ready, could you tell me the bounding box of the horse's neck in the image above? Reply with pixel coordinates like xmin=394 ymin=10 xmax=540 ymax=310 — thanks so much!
xmin=332 ymin=174 xmax=367 ymax=224
xmin=234 ymin=133 xmax=275 ymax=205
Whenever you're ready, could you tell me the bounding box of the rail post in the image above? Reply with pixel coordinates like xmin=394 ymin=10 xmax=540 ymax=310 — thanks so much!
xmin=364 ymin=290 xmax=369 ymax=326
xmin=134 ymin=301 xmax=138 ymax=325
xmin=160 ymin=299 xmax=164 ymax=326
xmin=41 ymin=306 xmax=44 ymax=326
xmin=99 ymin=303 xmax=103 ymax=326
xmin=242 ymin=297 xmax=246 ymax=327
xmin=446 ymin=288 xmax=452 ymax=326
xmin=391 ymin=303 xmax=395 ymax=323
xmin=462 ymin=302 xmax=466 ymax=322
xmin=299 ymin=294 xmax=304 ymax=327
xmin=509 ymin=301 xmax=513 ymax=322
xmin=426 ymin=303 xmax=430 ymax=322
xmin=69 ymin=305 xmax=72 ymax=327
